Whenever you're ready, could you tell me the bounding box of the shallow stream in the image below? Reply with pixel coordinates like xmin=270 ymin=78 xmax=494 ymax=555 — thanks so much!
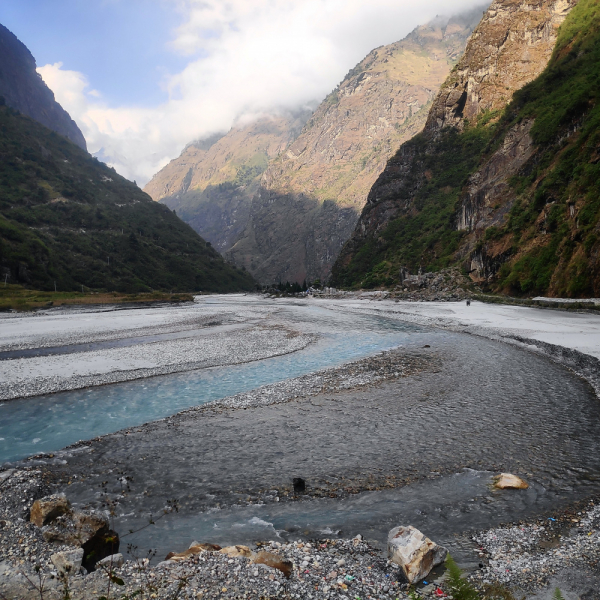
xmin=0 ymin=300 xmax=429 ymax=463
xmin=3 ymin=298 xmax=600 ymax=568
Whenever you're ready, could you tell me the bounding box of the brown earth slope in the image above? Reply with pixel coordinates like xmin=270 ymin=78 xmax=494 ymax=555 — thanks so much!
xmin=144 ymin=111 xmax=311 ymax=253
xmin=331 ymin=0 xmax=577 ymax=290
xmin=226 ymin=7 xmax=487 ymax=284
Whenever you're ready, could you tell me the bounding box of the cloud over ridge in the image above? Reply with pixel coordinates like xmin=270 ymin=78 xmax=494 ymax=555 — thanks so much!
xmin=38 ymin=0 xmax=488 ymax=185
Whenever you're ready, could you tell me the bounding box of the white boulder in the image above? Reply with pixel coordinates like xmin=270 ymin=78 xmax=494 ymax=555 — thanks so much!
xmin=387 ymin=525 xmax=447 ymax=583
xmin=493 ymin=473 xmax=529 ymax=489
xmin=51 ymin=548 xmax=84 ymax=577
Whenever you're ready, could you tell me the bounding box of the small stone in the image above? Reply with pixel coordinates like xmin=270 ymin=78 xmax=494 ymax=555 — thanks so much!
xmin=219 ymin=545 xmax=252 ymax=558
xmin=251 ymin=551 xmax=293 ymax=578
xmin=493 ymin=473 xmax=529 ymax=490
xmin=51 ymin=548 xmax=84 ymax=577
xmin=95 ymin=553 xmax=124 ymax=569
xmin=293 ymin=478 xmax=306 ymax=493
xmin=30 ymin=494 xmax=71 ymax=527
xmin=165 ymin=543 xmax=222 ymax=561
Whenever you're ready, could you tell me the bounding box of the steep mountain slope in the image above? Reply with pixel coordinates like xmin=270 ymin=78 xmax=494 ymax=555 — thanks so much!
xmin=0 ymin=23 xmax=87 ymax=151
xmin=144 ymin=111 xmax=311 ymax=252
xmin=465 ymin=0 xmax=600 ymax=296
xmin=331 ymin=0 xmax=583 ymax=294
xmin=226 ymin=7 xmax=486 ymax=284
xmin=0 ymin=105 xmax=254 ymax=293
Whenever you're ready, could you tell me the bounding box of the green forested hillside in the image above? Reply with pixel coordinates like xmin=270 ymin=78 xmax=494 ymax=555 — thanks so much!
xmin=332 ymin=0 xmax=600 ymax=297
xmin=0 ymin=103 xmax=255 ymax=293
xmin=492 ymin=0 xmax=600 ymax=296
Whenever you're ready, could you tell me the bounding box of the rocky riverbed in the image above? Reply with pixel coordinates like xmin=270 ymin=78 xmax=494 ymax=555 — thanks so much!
xmin=2 ymin=296 xmax=600 ymax=599
xmin=2 ymin=466 xmax=600 ymax=599
xmin=0 ymin=297 xmax=315 ymax=401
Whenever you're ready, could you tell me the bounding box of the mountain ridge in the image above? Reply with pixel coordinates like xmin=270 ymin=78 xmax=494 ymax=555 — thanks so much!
xmin=0 ymin=104 xmax=254 ymax=293
xmin=331 ymin=0 xmax=586 ymax=295
xmin=146 ymin=7 xmax=486 ymax=284
xmin=227 ymin=6 xmax=487 ymax=284
xmin=144 ymin=110 xmax=311 ymax=254
xmin=0 ymin=23 xmax=87 ymax=151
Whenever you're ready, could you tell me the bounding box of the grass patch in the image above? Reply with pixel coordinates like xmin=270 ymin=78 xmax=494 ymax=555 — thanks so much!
xmin=0 ymin=284 xmax=194 ymax=312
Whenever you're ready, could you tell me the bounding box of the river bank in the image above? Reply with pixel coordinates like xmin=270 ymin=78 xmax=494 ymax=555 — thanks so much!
xmin=1 ymin=467 xmax=600 ymax=599
xmin=1 ymin=295 xmax=600 ymax=598
xmin=0 ymin=299 xmax=314 ymax=401
xmin=313 ymin=296 xmax=600 ymax=395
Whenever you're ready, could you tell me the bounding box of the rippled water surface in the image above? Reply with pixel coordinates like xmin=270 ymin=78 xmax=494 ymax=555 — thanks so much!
xmin=0 ymin=300 xmax=429 ymax=463
xmin=125 ymin=469 xmax=566 ymax=565
xmin=4 ymin=297 xmax=600 ymax=566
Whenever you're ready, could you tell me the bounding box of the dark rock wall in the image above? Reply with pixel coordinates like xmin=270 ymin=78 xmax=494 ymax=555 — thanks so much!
xmin=0 ymin=23 xmax=87 ymax=150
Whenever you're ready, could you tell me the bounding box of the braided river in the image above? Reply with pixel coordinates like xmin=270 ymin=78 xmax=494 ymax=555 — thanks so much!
xmin=2 ymin=297 xmax=600 ymax=564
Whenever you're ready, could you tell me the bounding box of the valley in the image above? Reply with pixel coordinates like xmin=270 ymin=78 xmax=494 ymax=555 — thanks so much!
xmin=2 ymin=0 xmax=600 ymax=598
xmin=147 ymin=7 xmax=485 ymax=284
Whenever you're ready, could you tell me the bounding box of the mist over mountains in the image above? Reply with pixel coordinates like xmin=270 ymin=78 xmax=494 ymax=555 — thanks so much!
xmin=146 ymin=6 xmax=486 ymax=284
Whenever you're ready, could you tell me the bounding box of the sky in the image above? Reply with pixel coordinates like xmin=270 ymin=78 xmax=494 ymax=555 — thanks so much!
xmin=0 ymin=0 xmax=488 ymax=186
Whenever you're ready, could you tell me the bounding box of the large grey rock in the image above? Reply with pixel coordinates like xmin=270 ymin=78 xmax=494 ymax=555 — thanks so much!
xmin=51 ymin=548 xmax=84 ymax=577
xmin=387 ymin=525 xmax=447 ymax=583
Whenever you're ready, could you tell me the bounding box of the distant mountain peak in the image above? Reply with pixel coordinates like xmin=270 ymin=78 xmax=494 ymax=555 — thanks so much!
xmin=0 ymin=23 xmax=87 ymax=151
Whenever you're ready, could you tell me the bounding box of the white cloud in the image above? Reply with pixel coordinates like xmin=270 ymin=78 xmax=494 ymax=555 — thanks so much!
xmin=38 ymin=0 xmax=488 ymax=186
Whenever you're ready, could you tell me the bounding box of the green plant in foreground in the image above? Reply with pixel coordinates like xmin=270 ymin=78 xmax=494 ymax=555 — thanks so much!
xmin=444 ymin=555 xmax=522 ymax=600
xmin=408 ymin=588 xmax=422 ymax=600
xmin=553 ymin=589 xmax=566 ymax=600
xmin=446 ymin=554 xmax=481 ymax=600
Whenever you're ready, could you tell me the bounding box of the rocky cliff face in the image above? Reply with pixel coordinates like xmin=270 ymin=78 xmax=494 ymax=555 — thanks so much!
xmin=0 ymin=24 xmax=87 ymax=151
xmin=425 ymin=0 xmax=574 ymax=132
xmin=461 ymin=0 xmax=600 ymax=297
xmin=227 ymin=7 xmax=486 ymax=284
xmin=144 ymin=112 xmax=310 ymax=252
xmin=331 ymin=0 xmax=579 ymax=292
